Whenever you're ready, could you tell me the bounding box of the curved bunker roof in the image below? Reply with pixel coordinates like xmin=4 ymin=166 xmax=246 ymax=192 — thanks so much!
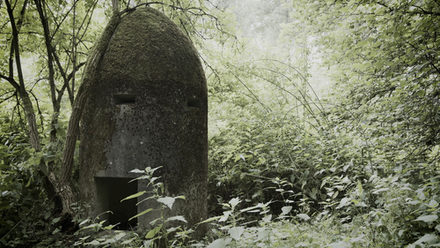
xmin=99 ymin=7 xmax=205 ymax=88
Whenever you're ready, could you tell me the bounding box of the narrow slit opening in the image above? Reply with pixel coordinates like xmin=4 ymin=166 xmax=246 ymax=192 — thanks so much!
xmin=187 ymin=99 xmax=200 ymax=108
xmin=114 ymin=94 xmax=136 ymax=105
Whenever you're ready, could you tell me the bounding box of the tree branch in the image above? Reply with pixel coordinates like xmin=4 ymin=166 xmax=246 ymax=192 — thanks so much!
xmin=0 ymin=73 xmax=20 ymax=89
xmin=34 ymin=0 xmax=58 ymax=114
xmin=0 ymin=91 xmax=16 ymax=104
xmin=231 ymin=72 xmax=272 ymax=113
xmin=56 ymin=61 xmax=86 ymax=104
xmin=6 ymin=0 xmax=41 ymax=151
xmin=61 ymin=13 xmax=122 ymax=184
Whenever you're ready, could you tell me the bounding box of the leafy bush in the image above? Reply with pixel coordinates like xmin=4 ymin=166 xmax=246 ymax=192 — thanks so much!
xmin=0 ymin=118 xmax=51 ymax=247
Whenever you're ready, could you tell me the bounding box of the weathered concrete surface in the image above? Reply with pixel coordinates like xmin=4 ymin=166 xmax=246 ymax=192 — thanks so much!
xmin=78 ymin=7 xmax=207 ymax=235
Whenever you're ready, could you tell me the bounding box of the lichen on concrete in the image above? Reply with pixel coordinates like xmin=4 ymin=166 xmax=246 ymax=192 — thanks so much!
xmin=79 ymin=6 xmax=208 ymax=237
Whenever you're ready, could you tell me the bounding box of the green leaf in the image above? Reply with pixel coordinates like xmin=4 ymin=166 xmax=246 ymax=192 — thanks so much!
xmin=198 ymin=216 xmax=221 ymax=225
xmin=85 ymin=240 xmax=101 ymax=246
xmin=104 ymin=224 xmax=117 ymax=230
xmin=121 ymin=237 xmax=137 ymax=245
xmin=157 ymin=196 xmax=176 ymax=209
xmin=280 ymin=206 xmax=292 ymax=216
xmin=121 ymin=191 xmax=146 ymax=202
xmin=336 ymin=197 xmax=351 ymax=209
xmin=145 ymin=225 xmax=162 ymax=239
xmin=129 ymin=208 xmax=153 ymax=221
xmin=136 ymin=195 xmax=157 ymax=206
xmin=207 ymin=238 xmax=232 ymax=248
xmin=297 ymin=213 xmax=310 ymax=221
xmin=413 ymin=233 xmax=438 ymax=245
xmin=78 ymin=219 xmax=90 ymax=227
xmin=328 ymin=241 xmax=351 ymax=248
xmin=240 ymin=203 xmax=265 ymax=213
xmin=175 ymin=195 xmax=186 ymax=200
xmin=356 ymin=181 xmax=363 ymax=195
xmin=129 ymin=175 xmax=150 ymax=183
xmin=166 ymin=216 xmax=187 ymax=223
xmin=129 ymin=169 xmax=144 ymax=174
xmin=228 ymin=226 xmax=245 ymax=241
xmin=415 ymin=215 xmax=438 ymax=224
xmin=262 ymin=214 xmax=272 ymax=222
xmin=219 ymin=210 xmax=232 ymax=222
xmin=51 ymin=217 xmax=61 ymax=224
xmin=229 ymin=197 xmax=241 ymax=209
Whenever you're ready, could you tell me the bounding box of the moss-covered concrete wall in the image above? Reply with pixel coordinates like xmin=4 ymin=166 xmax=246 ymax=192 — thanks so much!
xmin=78 ymin=7 xmax=207 ymax=235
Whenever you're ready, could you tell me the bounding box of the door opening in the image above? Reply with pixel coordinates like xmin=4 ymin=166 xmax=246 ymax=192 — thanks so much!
xmin=95 ymin=177 xmax=137 ymax=230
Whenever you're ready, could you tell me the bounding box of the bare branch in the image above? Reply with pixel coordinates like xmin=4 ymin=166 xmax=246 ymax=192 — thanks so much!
xmin=29 ymin=90 xmax=44 ymax=131
xmin=77 ymin=0 xmax=99 ymax=45
xmin=34 ymin=0 xmax=58 ymax=112
xmin=45 ymin=0 xmax=76 ymax=41
xmin=0 ymin=73 xmax=20 ymax=89
xmin=0 ymin=90 xmax=16 ymax=104
xmin=231 ymin=72 xmax=272 ymax=113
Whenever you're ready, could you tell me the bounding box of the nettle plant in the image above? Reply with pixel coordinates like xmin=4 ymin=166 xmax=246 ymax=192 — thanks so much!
xmin=203 ymin=194 xmax=306 ymax=248
xmin=71 ymin=166 xmax=191 ymax=248
xmin=122 ymin=168 xmax=291 ymax=247
xmin=123 ymin=166 xmax=191 ymax=247
xmin=74 ymin=214 xmax=140 ymax=247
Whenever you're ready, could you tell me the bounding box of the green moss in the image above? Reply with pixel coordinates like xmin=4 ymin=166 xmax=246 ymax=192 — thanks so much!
xmin=99 ymin=7 xmax=205 ymax=87
xmin=79 ymin=6 xmax=208 ymax=237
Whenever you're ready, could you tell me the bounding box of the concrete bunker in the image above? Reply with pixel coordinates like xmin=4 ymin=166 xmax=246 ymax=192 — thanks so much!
xmin=78 ymin=7 xmax=208 ymax=235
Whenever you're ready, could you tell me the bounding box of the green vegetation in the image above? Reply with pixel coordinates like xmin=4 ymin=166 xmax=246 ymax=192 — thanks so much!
xmin=1 ymin=0 xmax=439 ymax=247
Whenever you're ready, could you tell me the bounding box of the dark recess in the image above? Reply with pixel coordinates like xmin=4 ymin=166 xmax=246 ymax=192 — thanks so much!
xmin=187 ymin=99 xmax=200 ymax=108
xmin=95 ymin=177 xmax=137 ymax=230
xmin=114 ymin=94 xmax=136 ymax=105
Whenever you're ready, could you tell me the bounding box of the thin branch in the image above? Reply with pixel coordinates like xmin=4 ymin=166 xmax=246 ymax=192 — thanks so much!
xmin=29 ymin=90 xmax=44 ymax=131
xmin=198 ymin=53 xmax=221 ymax=87
xmin=249 ymin=71 xmax=321 ymax=129
xmin=5 ymin=0 xmax=26 ymax=90
xmin=77 ymin=0 xmax=98 ymax=44
xmin=29 ymin=77 xmax=47 ymax=92
xmin=57 ymin=61 xmax=86 ymax=104
xmin=0 ymin=91 xmax=16 ymax=104
xmin=256 ymin=67 xmax=324 ymax=120
xmin=120 ymin=1 xmax=234 ymax=38
xmin=260 ymin=59 xmax=326 ymax=114
xmin=0 ymin=73 xmax=20 ymax=89
xmin=230 ymin=72 xmax=272 ymax=113
xmin=407 ymin=5 xmax=440 ymax=16
xmin=35 ymin=0 xmax=58 ymax=111
xmin=44 ymin=0 xmax=75 ymax=41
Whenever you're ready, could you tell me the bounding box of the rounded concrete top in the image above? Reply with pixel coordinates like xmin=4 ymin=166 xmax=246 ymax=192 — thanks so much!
xmin=98 ymin=7 xmax=205 ymax=88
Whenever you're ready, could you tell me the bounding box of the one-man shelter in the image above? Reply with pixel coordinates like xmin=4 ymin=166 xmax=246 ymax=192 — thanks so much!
xmin=78 ymin=7 xmax=207 ymax=234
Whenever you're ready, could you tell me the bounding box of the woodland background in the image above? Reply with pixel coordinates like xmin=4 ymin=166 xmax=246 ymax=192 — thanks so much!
xmin=0 ymin=0 xmax=439 ymax=247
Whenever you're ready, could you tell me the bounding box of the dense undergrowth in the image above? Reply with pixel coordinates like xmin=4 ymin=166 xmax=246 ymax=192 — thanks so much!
xmin=1 ymin=101 xmax=439 ymax=246
xmin=1 ymin=95 xmax=439 ymax=247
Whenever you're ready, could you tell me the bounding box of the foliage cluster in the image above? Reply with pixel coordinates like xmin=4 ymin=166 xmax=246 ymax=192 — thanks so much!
xmin=206 ymin=0 xmax=440 ymax=247
xmin=0 ymin=117 xmax=57 ymax=247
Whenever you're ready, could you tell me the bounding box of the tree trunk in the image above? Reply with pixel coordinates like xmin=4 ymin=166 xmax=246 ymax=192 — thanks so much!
xmin=6 ymin=0 xmax=77 ymax=221
xmin=18 ymin=89 xmax=41 ymax=151
xmin=61 ymin=14 xmax=121 ymax=183
xmin=6 ymin=0 xmax=123 ymax=224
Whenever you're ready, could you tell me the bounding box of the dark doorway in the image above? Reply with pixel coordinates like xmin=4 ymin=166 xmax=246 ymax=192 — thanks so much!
xmin=95 ymin=177 xmax=137 ymax=230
